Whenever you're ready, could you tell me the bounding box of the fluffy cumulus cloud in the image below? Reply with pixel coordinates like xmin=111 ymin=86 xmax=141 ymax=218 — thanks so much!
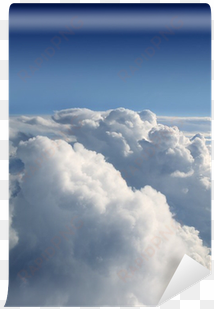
xmin=157 ymin=115 xmax=212 ymax=155
xmin=7 ymin=108 xmax=211 ymax=306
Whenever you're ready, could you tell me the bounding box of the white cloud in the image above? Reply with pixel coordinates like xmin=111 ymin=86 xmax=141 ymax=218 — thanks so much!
xmin=48 ymin=108 xmax=211 ymax=245
xmin=7 ymin=108 xmax=211 ymax=306
xmin=157 ymin=115 xmax=211 ymax=144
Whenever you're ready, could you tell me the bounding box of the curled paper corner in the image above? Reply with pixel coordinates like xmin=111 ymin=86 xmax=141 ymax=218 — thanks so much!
xmin=157 ymin=254 xmax=211 ymax=306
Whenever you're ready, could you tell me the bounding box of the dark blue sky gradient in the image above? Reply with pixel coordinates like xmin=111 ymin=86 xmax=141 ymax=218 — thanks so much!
xmin=9 ymin=4 xmax=211 ymax=116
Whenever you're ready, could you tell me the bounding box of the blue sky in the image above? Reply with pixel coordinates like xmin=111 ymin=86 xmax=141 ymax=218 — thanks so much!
xmin=9 ymin=3 xmax=211 ymax=116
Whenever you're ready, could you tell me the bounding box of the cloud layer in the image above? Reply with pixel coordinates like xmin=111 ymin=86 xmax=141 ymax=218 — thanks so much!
xmin=50 ymin=108 xmax=211 ymax=244
xmin=8 ymin=108 xmax=211 ymax=306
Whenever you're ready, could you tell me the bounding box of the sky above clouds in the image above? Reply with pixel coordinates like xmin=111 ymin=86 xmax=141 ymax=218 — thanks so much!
xmin=8 ymin=3 xmax=211 ymax=307
xmin=9 ymin=3 xmax=211 ymax=116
